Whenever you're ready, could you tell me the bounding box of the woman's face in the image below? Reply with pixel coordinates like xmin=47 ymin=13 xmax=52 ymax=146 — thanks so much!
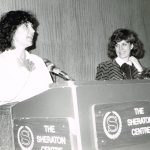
xmin=115 ymin=40 xmax=133 ymax=59
xmin=13 ymin=22 xmax=35 ymax=48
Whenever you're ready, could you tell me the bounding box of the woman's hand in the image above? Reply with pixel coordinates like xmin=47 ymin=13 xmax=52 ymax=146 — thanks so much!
xmin=129 ymin=56 xmax=143 ymax=73
xmin=25 ymin=59 xmax=36 ymax=71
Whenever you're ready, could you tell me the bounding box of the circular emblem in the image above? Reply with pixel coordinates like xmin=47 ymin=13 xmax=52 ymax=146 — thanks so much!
xmin=103 ymin=111 xmax=122 ymax=140
xmin=17 ymin=126 xmax=34 ymax=150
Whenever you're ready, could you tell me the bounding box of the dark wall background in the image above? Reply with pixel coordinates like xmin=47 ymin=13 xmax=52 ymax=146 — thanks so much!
xmin=0 ymin=0 xmax=150 ymax=81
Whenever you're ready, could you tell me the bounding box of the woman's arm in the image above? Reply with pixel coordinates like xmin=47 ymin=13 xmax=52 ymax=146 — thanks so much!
xmin=95 ymin=62 xmax=109 ymax=80
xmin=129 ymin=56 xmax=143 ymax=73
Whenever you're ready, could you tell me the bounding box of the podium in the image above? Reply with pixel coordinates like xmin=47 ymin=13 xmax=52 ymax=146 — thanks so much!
xmin=1 ymin=80 xmax=150 ymax=150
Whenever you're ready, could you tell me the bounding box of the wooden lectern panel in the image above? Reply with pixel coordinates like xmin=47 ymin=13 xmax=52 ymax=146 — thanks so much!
xmin=75 ymin=80 xmax=150 ymax=150
xmin=12 ymin=85 xmax=74 ymax=118
xmin=12 ymin=82 xmax=77 ymax=150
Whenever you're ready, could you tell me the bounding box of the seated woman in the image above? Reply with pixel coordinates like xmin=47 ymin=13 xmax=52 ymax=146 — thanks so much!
xmin=95 ymin=28 xmax=149 ymax=80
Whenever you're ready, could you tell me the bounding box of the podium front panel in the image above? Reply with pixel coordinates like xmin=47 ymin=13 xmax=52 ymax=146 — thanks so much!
xmin=75 ymin=80 xmax=150 ymax=150
xmin=12 ymin=83 xmax=78 ymax=150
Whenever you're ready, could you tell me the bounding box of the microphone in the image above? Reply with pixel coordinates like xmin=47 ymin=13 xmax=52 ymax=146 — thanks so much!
xmin=52 ymin=68 xmax=72 ymax=80
xmin=43 ymin=58 xmax=73 ymax=81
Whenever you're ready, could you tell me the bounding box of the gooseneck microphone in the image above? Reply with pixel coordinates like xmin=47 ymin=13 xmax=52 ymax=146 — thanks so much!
xmin=43 ymin=58 xmax=74 ymax=81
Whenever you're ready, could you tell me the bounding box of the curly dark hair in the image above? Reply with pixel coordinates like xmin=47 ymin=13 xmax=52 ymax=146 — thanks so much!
xmin=107 ymin=28 xmax=145 ymax=59
xmin=0 ymin=10 xmax=39 ymax=52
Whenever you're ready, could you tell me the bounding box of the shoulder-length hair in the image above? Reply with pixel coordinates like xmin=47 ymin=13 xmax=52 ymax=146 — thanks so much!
xmin=107 ymin=28 xmax=145 ymax=59
xmin=0 ymin=10 xmax=39 ymax=52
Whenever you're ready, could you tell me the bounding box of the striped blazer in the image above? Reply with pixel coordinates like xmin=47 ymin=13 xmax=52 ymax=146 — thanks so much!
xmin=95 ymin=60 xmax=139 ymax=80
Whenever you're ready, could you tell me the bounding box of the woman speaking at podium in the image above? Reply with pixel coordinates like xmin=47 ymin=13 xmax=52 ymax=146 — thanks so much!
xmin=96 ymin=28 xmax=150 ymax=80
xmin=0 ymin=10 xmax=53 ymax=105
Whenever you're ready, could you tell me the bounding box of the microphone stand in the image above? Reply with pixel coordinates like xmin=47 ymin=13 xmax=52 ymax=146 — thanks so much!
xmin=44 ymin=58 xmax=74 ymax=82
xmin=50 ymin=72 xmax=57 ymax=83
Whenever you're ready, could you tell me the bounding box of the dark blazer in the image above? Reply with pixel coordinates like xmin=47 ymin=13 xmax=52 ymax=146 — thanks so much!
xmin=95 ymin=60 xmax=139 ymax=80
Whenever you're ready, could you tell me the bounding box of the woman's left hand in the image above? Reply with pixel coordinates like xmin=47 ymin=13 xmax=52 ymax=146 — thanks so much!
xmin=25 ymin=59 xmax=36 ymax=71
xmin=129 ymin=56 xmax=143 ymax=73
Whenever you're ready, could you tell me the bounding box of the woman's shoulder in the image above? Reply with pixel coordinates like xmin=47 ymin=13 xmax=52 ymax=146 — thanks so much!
xmin=97 ymin=60 xmax=116 ymax=67
xmin=26 ymin=51 xmax=44 ymax=63
xmin=25 ymin=51 xmax=47 ymax=71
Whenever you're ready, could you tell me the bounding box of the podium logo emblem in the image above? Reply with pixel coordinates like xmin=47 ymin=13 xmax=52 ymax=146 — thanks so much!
xmin=103 ymin=111 xmax=122 ymax=140
xmin=17 ymin=126 xmax=34 ymax=150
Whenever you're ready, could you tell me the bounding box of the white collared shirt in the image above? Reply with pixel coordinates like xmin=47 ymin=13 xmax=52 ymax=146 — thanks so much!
xmin=115 ymin=57 xmax=132 ymax=67
xmin=0 ymin=50 xmax=53 ymax=105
